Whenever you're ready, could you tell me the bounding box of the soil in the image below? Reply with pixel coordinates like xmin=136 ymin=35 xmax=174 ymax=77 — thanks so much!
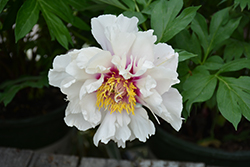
xmin=159 ymin=106 xmax=250 ymax=152
xmin=0 ymin=87 xmax=66 ymax=120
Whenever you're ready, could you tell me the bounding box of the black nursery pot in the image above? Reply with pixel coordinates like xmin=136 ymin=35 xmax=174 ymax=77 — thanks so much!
xmin=0 ymin=105 xmax=69 ymax=149
xmin=148 ymin=126 xmax=250 ymax=167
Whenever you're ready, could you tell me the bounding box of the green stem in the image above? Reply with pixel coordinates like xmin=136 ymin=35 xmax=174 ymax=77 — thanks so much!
xmin=146 ymin=0 xmax=153 ymax=7
xmin=134 ymin=0 xmax=140 ymax=13
xmin=133 ymin=0 xmax=148 ymax=31
xmin=202 ymin=49 xmax=210 ymax=65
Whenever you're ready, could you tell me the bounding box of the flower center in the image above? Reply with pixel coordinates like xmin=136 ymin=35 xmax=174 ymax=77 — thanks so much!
xmin=96 ymin=74 xmax=137 ymax=114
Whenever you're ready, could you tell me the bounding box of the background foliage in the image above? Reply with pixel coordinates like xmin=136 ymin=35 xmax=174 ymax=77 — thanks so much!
xmin=0 ymin=0 xmax=250 ymax=132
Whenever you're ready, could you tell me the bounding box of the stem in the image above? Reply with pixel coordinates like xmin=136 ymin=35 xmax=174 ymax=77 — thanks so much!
xmin=134 ymin=0 xmax=140 ymax=13
xmin=202 ymin=48 xmax=210 ymax=64
xmin=142 ymin=22 xmax=148 ymax=31
xmin=146 ymin=0 xmax=153 ymax=7
xmin=133 ymin=0 xmax=148 ymax=31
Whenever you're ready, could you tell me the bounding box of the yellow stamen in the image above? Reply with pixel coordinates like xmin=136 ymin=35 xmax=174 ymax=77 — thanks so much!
xmin=96 ymin=75 xmax=137 ymax=115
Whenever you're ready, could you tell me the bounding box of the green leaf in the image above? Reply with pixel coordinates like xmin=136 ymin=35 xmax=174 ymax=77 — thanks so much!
xmin=192 ymin=8 xmax=241 ymax=61
xmin=217 ymin=76 xmax=250 ymax=129
xmin=208 ymin=8 xmax=241 ymax=52
xmin=66 ymin=0 xmax=89 ymax=11
xmin=243 ymin=42 xmax=250 ymax=58
xmin=174 ymin=29 xmax=202 ymax=62
xmin=234 ymin=0 xmax=250 ymax=11
xmin=96 ymin=0 xmax=128 ymax=10
xmin=0 ymin=75 xmax=48 ymax=106
xmin=0 ymin=0 xmax=9 ymax=13
xmin=39 ymin=2 xmax=72 ymax=49
xmin=151 ymin=0 xmax=199 ymax=42
xmin=182 ymin=67 xmax=217 ymax=113
xmin=40 ymin=0 xmax=73 ymax=23
xmin=71 ymin=16 xmax=90 ymax=31
xmin=161 ymin=6 xmax=200 ymax=42
xmin=136 ymin=0 xmax=147 ymax=6
xmin=224 ymin=39 xmax=244 ymax=62
xmin=175 ymin=49 xmax=197 ymax=62
xmin=151 ymin=0 xmax=183 ymax=42
xmin=123 ymin=0 xmax=135 ymax=10
xmin=203 ymin=56 xmax=224 ymax=70
xmin=14 ymin=0 xmax=40 ymax=42
xmin=217 ymin=58 xmax=250 ymax=74
xmin=39 ymin=0 xmax=90 ymax=31
xmin=141 ymin=0 xmax=157 ymax=15
xmin=191 ymin=13 xmax=209 ymax=54
xmin=123 ymin=11 xmax=146 ymax=25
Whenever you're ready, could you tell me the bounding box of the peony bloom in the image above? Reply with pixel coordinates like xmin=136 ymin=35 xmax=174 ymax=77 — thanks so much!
xmin=48 ymin=14 xmax=183 ymax=148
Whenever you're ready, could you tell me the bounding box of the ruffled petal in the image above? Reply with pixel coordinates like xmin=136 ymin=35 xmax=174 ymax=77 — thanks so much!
xmin=64 ymin=99 xmax=94 ymax=131
xmin=91 ymin=14 xmax=138 ymax=52
xmin=52 ymin=54 xmax=71 ymax=71
xmin=136 ymin=75 xmax=157 ymax=98
xmin=64 ymin=113 xmax=93 ymax=131
xmin=161 ymin=88 xmax=183 ymax=131
xmin=79 ymin=74 xmax=104 ymax=99
xmin=48 ymin=70 xmax=69 ymax=87
xmin=80 ymin=93 xmax=101 ymax=126
xmin=85 ymin=51 xmax=112 ymax=74
xmin=48 ymin=54 xmax=71 ymax=87
xmin=131 ymin=30 xmax=156 ymax=62
xmin=66 ymin=60 xmax=91 ymax=80
xmin=146 ymin=66 xmax=179 ymax=95
xmin=154 ymin=43 xmax=179 ymax=71
xmin=132 ymin=59 xmax=155 ymax=77
xmin=93 ymin=111 xmax=116 ymax=146
xmin=129 ymin=107 xmax=155 ymax=142
xmin=76 ymin=47 xmax=103 ymax=69
xmin=93 ymin=111 xmax=131 ymax=148
xmin=114 ymin=112 xmax=131 ymax=144
xmin=142 ymin=89 xmax=163 ymax=110
xmin=108 ymin=26 xmax=136 ymax=56
xmin=65 ymin=97 xmax=81 ymax=115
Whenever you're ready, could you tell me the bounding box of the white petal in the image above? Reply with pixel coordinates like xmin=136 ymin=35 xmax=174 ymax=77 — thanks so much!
xmin=133 ymin=59 xmax=155 ymax=77
xmin=143 ymin=89 xmax=163 ymax=110
xmin=109 ymin=28 xmax=136 ymax=56
xmin=85 ymin=51 xmax=112 ymax=74
xmin=111 ymin=54 xmax=133 ymax=80
xmin=114 ymin=112 xmax=131 ymax=142
xmin=91 ymin=15 xmax=117 ymax=52
xmin=93 ymin=112 xmax=131 ymax=147
xmin=64 ymin=113 xmax=93 ymax=131
xmin=52 ymin=54 xmax=71 ymax=71
xmin=65 ymin=97 xmax=81 ymax=115
xmin=154 ymin=43 xmax=179 ymax=71
xmin=48 ymin=70 xmax=69 ymax=87
xmin=60 ymin=76 xmax=76 ymax=89
xmin=116 ymin=14 xmax=138 ymax=33
xmin=79 ymin=74 xmax=104 ymax=99
xmin=93 ymin=111 xmax=116 ymax=146
xmin=76 ymin=47 xmax=103 ymax=69
xmin=146 ymin=66 xmax=179 ymax=95
xmin=66 ymin=60 xmax=91 ymax=80
xmin=80 ymin=93 xmax=101 ymax=125
xmin=161 ymin=88 xmax=183 ymax=131
xmin=136 ymin=75 xmax=157 ymax=98
xmin=129 ymin=108 xmax=155 ymax=142
xmin=66 ymin=48 xmax=85 ymax=60
xmin=91 ymin=14 xmax=138 ymax=52
xmin=61 ymin=81 xmax=83 ymax=99
xmin=131 ymin=30 xmax=156 ymax=62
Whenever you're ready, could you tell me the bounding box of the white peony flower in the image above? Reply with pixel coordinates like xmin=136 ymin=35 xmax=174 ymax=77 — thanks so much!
xmin=48 ymin=14 xmax=183 ymax=148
